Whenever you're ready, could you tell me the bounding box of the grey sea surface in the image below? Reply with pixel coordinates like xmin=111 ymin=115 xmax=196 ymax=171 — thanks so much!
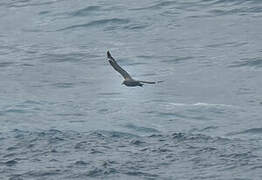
xmin=1 ymin=0 xmax=262 ymax=179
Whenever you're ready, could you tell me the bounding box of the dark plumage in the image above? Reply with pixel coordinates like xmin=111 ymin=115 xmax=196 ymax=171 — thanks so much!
xmin=107 ymin=51 xmax=156 ymax=87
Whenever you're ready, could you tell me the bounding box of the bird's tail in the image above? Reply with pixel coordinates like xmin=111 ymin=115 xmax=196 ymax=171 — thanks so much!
xmin=139 ymin=81 xmax=156 ymax=84
xmin=139 ymin=80 xmax=164 ymax=84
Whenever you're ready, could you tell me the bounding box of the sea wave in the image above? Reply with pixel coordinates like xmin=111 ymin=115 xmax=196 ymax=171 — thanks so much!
xmin=57 ymin=18 xmax=130 ymax=31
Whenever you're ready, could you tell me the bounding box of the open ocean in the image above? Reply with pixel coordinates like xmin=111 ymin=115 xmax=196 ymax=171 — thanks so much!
xmin=1 ymin=0 xmax=262 ymax=179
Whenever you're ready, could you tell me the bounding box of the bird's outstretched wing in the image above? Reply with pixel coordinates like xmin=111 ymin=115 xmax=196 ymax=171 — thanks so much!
xmin=107 ymin=51 xmax=132 ymax=80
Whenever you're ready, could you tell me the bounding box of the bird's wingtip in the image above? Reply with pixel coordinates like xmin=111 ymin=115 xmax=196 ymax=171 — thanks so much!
xmin=107 ymin=51 xmax=111 ymax=58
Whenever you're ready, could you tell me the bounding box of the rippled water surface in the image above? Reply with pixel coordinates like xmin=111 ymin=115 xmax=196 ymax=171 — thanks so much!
xmin=1 ymin=0 xmax=262 ymax=179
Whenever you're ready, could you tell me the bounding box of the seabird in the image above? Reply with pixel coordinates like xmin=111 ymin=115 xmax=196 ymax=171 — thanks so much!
xmin=107 ymin=51 xmax=156 ymax=87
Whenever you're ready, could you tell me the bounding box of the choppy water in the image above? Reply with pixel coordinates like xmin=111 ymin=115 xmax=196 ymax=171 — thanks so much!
xmin=0 ymin=0 xmax=262 ymax=179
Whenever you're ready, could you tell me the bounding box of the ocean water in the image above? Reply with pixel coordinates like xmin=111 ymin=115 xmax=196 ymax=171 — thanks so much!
xmin=0 ymin=0 xmax=262 ymax=179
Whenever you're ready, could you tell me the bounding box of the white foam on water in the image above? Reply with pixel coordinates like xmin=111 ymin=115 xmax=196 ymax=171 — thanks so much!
xmin=168 ymin=102 xmax=235 ymax=108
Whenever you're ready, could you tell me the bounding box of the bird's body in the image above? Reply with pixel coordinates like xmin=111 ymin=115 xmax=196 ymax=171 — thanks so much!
xmin=123 ymin=79 xmax=143 ymax=87
xmin=107 ymin=51 xmax=156 ymax=87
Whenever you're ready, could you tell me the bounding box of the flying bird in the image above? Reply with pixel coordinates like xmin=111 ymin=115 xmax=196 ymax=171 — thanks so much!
xmin=107 ymin=51 xmax=156 ymax=87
